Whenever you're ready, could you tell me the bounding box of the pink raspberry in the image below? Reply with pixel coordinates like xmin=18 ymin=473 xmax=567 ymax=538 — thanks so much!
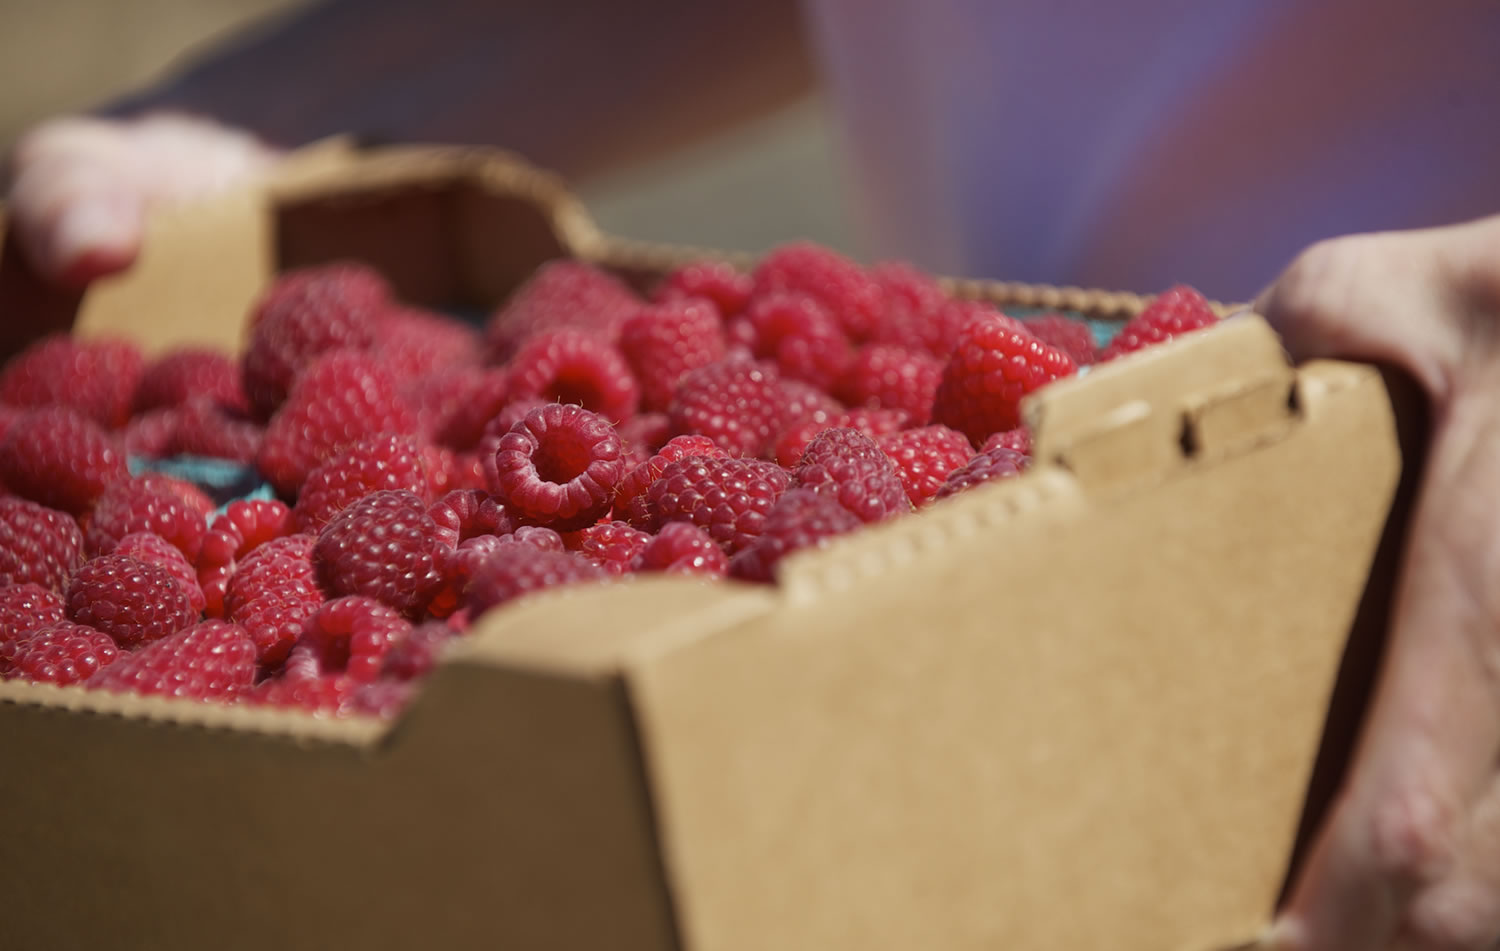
xmin=381 ymin=621 xmax=457 ymax=681
xmin=629 ymin=522 xmax=729 ymax=577
xmin=462 ymin=543 xmax=608 ymax=618
xmin=84 ymin=478 xmax=208 ymax=563
xmin=0 ymin=582 xmax=66 ymax=642
xmin=877 ymin=425 xmax=976 ymax=506
xmin=653 ymin=260 xmax=753 ymax=318
xmin=0 ymin=334 xmax=144 ymax=429
xmin=835 ymin=345 xmax=943 ymax=424
xmin=567 ymin=522 xmax=652 ymax=575
xmin=0 ymin=406 xmax=128 ymax=514
xmin=66 ymin=553 xmax=198 ymax=649
xmin=981 ymin=427 xmax=1032 ymax=456
xmin=1023 ymin=313 xmax=1098 ymax=366
xmin=486 ymin=260 xmax=642 ymax=361
xmin=792 ymin=427 xmax=911 ymax=524
xmin=314 ymin=490 xmax=445 ymax=616
xmin=133 ymin=347 xmax=247 ymax=414
xmin=1101 ymin=285 xmax=1219 ymax=360
xmin=290 ymin=596 xmax=413 ymax=683
xmin=225 ymin=533 xmax=324 ymax=667
xmin=730 ymin=488 xmax=862 ymax=584
xmin=932 ymin=313 xmax=1076 ymax=444
xmin=1 ymin=621 xmax=120 ymax=685
xmin=668 ymin=357 xmax=791 ymax=457
xmin=751 ymin=242 xmax=885 ymax=342
xmin=745 ymin=291 xmax=853 ymax=391
xmin=646 ymin=456 xmax=790 ymax=554
xmin=484 ymin=403 xmax=625 ymax=531
xmin=87 ymin=619 xmax=256 ymax=701
xmin=113 ymin=532 xmax=206 ymax=614
xmin=619 ymin=298 xmax=727 ymax=412
xmin=293 ymin=433 xmax=430 ymax=533
xmin=505 ymin=329 xmax=641 ymax=424
xmin=935 ymin=447 xmax=1031 ymax=500
xmin=0 ymin=497 xmax=84 ymax=591
xmin=614 ymin=434 xmax=725 ymax=529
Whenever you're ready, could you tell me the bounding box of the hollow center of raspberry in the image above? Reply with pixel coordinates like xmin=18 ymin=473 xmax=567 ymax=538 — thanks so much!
xmin=544 ymin=373 xmax=606 ymax=413
xmin=532 ymin=432 xmax=595 ymax=485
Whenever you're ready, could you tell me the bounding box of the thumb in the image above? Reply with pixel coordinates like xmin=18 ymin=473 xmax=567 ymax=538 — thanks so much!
xmin=8 ymin=157 xmax=146 ymax=286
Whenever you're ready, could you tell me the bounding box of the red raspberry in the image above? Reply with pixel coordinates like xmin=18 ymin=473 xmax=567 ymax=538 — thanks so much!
xmin=614 ymin=434 xmax=725 ymax=529
xmin=730 ymin=488 xmax=861 ymax=583
xmin=403 ymin=367 xmax=481 ymax=441
xmin=0 ymin=334 xmax=144 ymax=428
xmin=793 ymin=427 xmax=911 ymax=524
xmin=723 ymin=315 xmax=757 ymax=357
xmin=257 ymin=350 xmax=423 ymax=497
xmin=617 ymin=412 xmax=672 ymax=457
xmin=370 ymin=308 xmax=482 ymax=381
xmin=745 ymin=291 xmax=852 ymax=391
xmin=346 ymin=678 xmax=415 ymax=718
xmin=509 ymin=526 xmax=566 ymax=551
xmin=505 ymin=329 xmax=641 ymax=424
xmin=87 ymin=619 xmax=256 ymax=701
xmin=293 ymin=433 xmax=429 ymax=533
xmin=381 ymin=620 xmax=457 ymax=680
xmin=751 ymin=242 xmax=884 ymax=342
xmin=137 ymin=473 xmax=218 ymax=520
xmin=113 ymin=532 xmax=206 ymax=614
xmin=171 ymin=398 xmax=264 ymax=463
xmin=1024 ymin=313 xmax=1098 ymax=366
xmin=197 ymin=499 xmax=294 ymax=618
xmin=0 ymin=497 xmax=84 ymax=591
xmin=619 ymin=298 xmax=727 ymax=412
xmin=428 ymin=535 xmax=507 ymax=619
xmin=567 ymin=522 xmax=651 ymax=575
xmin=936 ymin=447 xmax=1031 ymax=500
xmin=290 ymin=595 xmax=412 ymax=682
xmin=0 ymin=621 xmax=120 ymax=685
xmin=426 ymin=368 xmax=510 ymax=451
xmin=1101 ymin=285 xmax=1219 ymax=360
xmin=481 ymin=398 xmax=549 ymax=444
xmin=462 ymin=543 xmax=608 ymax=618
xmin=879 ymin=297 xmax=1022 ymax=360
xmin=66 ymin=553 xmax=197 ymax=649
xmin=646 ymin=456 xmax=790 ymax=554
xmin=870 ymin=261 xmax=948 ymax=335
xmin=779 ymin=380 xmax=844 ymax=427
xmin=668 ymin=357 xmax=791 ymax=457
xmin=981 ymin=427 xmax=1032 ymax=456
xmin=224 ymin=533 xmax=324 ymax=666
xmin=629 ymin=521 xmax=729 ymax=577
xmin=133 ymin=347 xmax=247 ymax=414
xmin=0 ymin=583 xmax=66 ymax=641
xmin=84 ymin=478 xmax=208 ymax=563
xmin=653 ymin=260 xmax=752 ymax=318
xmin=932 ymin=314 xmax=1076 ymax=445
xmin=835 ymin=345 xmax=942 ymax=424
xmin=314 ymin=490 xmax=445 ymax=616
xmin=428 ymin=489 xmax=514 ymax=548
xmin=839 ymin=407 xmax=911 ymax=437
xmin=485 ymin=404 xmax=625 ymax=530
xmin=486 ymin=260 xmax=642 ymax=361
xmin=244 ymin=671 xmax=357 ymax=715
xmin=877 ymin=425 xmax=976 ymax=506
xmin=122 ymin=407 xmax=181 ymax=458
xmin=242 ymin=263 xmax=388 ymax=418
xmin=0 ymin=407 xmax=128 ymax=514
xmin=771 ymin=407 xmax=909 ymax=469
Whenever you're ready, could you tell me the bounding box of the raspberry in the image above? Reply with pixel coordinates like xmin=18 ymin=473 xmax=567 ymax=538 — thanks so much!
xmin=567 ymin=522 xmax=651 ymax=575
xmin=381 ymin=620 xmax=456 ymax=680
xmin=486 ymin=260 xmax=642 ymax=361
xmin=932 ymin=314 xmax=1076 ymax=445
xmin=877 ymin=425 xmax=976 ymax=506
xmin=0 ymin=497 xmax=84 ymax=591
xmin=84 ymin=478 xmax=208 ymax=563
xmin=403 ymin=367 xmax=482 ymax=441
xmin=619 ymin=298 xmax=727 ymax=412
xmin=793 ymin=427 xmax=911 ymax=524
xmin=462 ymin=543 xmax=608 ymax=618
xmin=505 ymin=329 xmax=641 ymax=424
xmin=427 ymin=489 xmax=513 ymax=548
xmin=370 ymin=308 xmax=482 ymax=381
xmin=835 ymin=345 xmax=942 ymax=424
xmin=314 ymin=490 xmax=445 ymax=616
xmin=346 ymin=678 xmax=415 ymax=718
xmin=724 ymin=316 xmax=757 ymax=357
xmin=509 ymin=526 xmax=566 ymax=551
xmin=244 ymin=671 xmax=357 ymax=715
xmin=433 ymin=369 xmax=512 ymax=451
xmin=981 ymin=427 xmax=1033 ymax=456
xmin=293 ymin=433 xmax=429 ymax=533
xmin=484 ymin=404 xmax=625 ymax=530
xmin=730 ymin=488 xmax=861 ymax=583
xmin=138 ymin=473 xmax=218 ymax=520
xmin=171 ymin=398 xmax=264 ymax=463
xmin=123 ymin=408 xmax=181 ymax=458
xmin=0 ymin=334 xmax=144 ymax=428
xmin=197 ymin=499 xmax=295 ymax=618
xmin=646 ymin=456 xmax=790 ymax=554
xmin=224 ymin=533 xmax=324 ymax=666
xmin=0 ymin=407 xmax=128 ymax=514
xmin=0 ymin=583 xmax=66 ymax=641
xmin=617 ymin=412 xmax=672 ymax=456
xmin=428 ymin=535 xmax=506 ymax=619
xmin=1101 ymin=285 xmax=1219 ymax=360
xmin=668 ymin=357 xmax=791 ymax=457
xmin=1024 ymin=313 xmax=1098 ymax=366
xmin=751 ymin=242 xmax=884 ymax=342
xmin=935 ymin=447 xmax=1031 ymax=500
xmin=779 ymin=379 xmax=844 ymax=426
xmin=870 ymin=261 xmax=948 ymax=335
xmin=257 ymin=350 xmax=423 ymax=497
xmin=745 ymin=291 xmax=852 ymax=391
xmin=66 ymin=553 xmax=197 ymax=649
xmin=133 ymin=347 xmax=247 ymax=414
xmin=614 ymin=434 xmax=725 ymax=529
xmin=629 ymin=521 xmax=728 ymax=576
xmin=113 ymin=532 xmax=206 ymax=613
xmin=771 ymin=407 xmax=909 ymax=469
xmin=0 ymin=621 xmax=120 ymax=685
xmin=291 ymin=595 xmax=412 ymax=683
xmin=482 ymin=398 xmax=549 ymax=443
xmin=654 ymin=260 xmax=752 ymax=318
xmin=242 ymin=263 xmax=388 ymax=418
xmin=87 ymin=619 xmax=256 ymax=701
xmin=880 ymin=297 xmax=1022 ymax=360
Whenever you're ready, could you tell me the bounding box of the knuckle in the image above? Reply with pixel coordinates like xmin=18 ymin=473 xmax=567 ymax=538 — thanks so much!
xmin=1406 ymin=888 xmax=1500 ymax=951
xmin=1365 ymin=781 xmax=1461 ymax=889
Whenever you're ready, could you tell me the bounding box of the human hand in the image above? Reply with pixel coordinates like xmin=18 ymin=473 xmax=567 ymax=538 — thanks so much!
xmin=3 ymin=113 xmax=282 ymax=286
xmin=1257 ymin=214 xmax=1500 ymax=951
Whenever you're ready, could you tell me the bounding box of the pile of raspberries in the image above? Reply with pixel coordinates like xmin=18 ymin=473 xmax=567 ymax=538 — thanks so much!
xmin=0 ymin=243 xmax=1217 ymax=716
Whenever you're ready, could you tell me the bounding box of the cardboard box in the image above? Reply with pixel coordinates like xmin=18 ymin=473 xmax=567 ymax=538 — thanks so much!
xmin=0 ymin=146 xmax=1410 ymax=951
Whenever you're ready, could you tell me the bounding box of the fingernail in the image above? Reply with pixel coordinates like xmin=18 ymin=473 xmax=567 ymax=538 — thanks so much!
xmin=1261 ymin=915 xmax=1304 ymax=951
xmin=47 ymin=199 xmax=138 ymax=280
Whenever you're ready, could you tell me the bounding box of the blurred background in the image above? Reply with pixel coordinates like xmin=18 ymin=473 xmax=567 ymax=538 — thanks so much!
xmin=0 ymin=0 xmax=857 ymax=254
